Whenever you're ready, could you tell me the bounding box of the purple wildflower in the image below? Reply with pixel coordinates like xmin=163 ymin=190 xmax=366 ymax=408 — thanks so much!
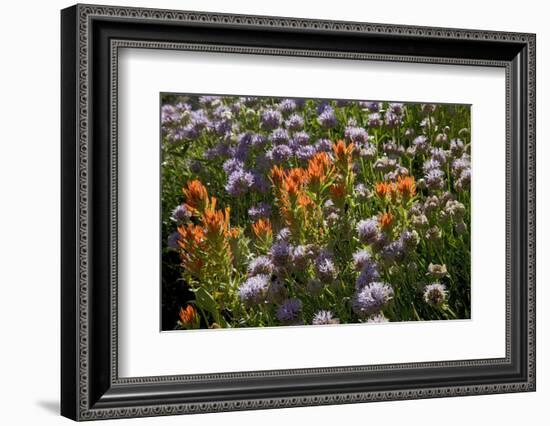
xmin=367 ymin=113 xmax=383 ymax=127
xmin=363 ymin=101 xmax=381 ymax=112
xmin=161 ymin=104 xmax=179 ymax=125
xmin=431 ymin=148 xmax=448 ymax=165
xmin=261 ymin=109 xmax=283 ymax=130
xmin=312 ymin=310 xmax=340 ymax=325
xmin=251 ymin=133 xmax=267 ymax=148
xmin=268 ymin=144 xmax=293 ymax=164
xmin=388 ymin=103 xmax=404 ymax=115
xmin=352 ymin=282 xmax=394 ymax=317
xmin=276 ymin=227 xmax=291 ymax=242
xmin=276 ymin=298 xmax=303 ymax=323
xmin=170 ymin=204 xmax=192 ymax=224
xmin=367 ymin=313 xmax=389 ymax=323
xmin=222 ymin=158 xmax=244 ymax=174
xmin=373 ymin=157 xmax=397 ymax=173
xmin=285 ymin=113 xmax=304 ymax=131
xmin=278 ymin=98 xmax=297 ymax=115
xmin=351 ymin=250 xmax=371 ymax=271
xmin=455 ymin=168 xmax=471 ymax=191
xmin=423 ymin=283 xmax=447 ymax=307
xmin=450 ymin=139 xmax=465 ymax=157
xmin=198 ymin=96 xmax=221 ymax=108
xmin=356 ymin=262 xmax=381 ymax=290
xmin=225 ymin=169 xmax=255 ymax=196
xmin=380 ymin=240 xmax=405 ymax=263
xmin=248 ymin=202 xmax=272 ymax=221
xmin=239 ymin=275 xmax=269 ymax=307
xmin=317 ymin=105 xmax=337 ymax=129
xmin=315 ymin=138 xmax=333 ymax=152
xmin=384 ymin=111 xmax=401 ymax=128
xmin=167 ymin=232 xmax=182 ymax=250
xmin=247 ymin=256 xmax=274 ymax=277
xmin=270 ymin=241 xmax=292 ymax=267
xmin=357 ymin=218 xmax=379 ymax=244
xmin=344 ymin=126 xmax=369 ymax=144
xmin=292 ymin=131 xmax=310 ymax=146
xmin=291 ymin=245 xmax=312 ymax=269
xmin=269 ymin=128 xmax=290 ymax=145
xmin=296 ymin=145 xmax=317 ymax=161
xmin=400 ymin=230 xmax=420 ymax=252
xmin=314 ymin=251 xmax=338 ymax=283
xmin=413 ymin=135 xmax=430 ymax=154
xmin=423 ymin=159 xmax=442 ymax=174
xmin=435 ymin=133 xmax=448 ymax=145
xmin=424 ymin=169 xmax=445 ymax=190
xmin=354 ymin=183 xmax=371 ymax=200
xmin=451 ymin=154 xmax=471 ymax=177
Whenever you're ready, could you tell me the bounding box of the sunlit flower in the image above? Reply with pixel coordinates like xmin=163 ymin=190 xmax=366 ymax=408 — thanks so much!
xmin=427 ymin=263 xmax=448 ymax=278
xmin=378 ymin=212 xmax=394 ymax=231
xmin=171 ymin=204 xmax=192 ymax=224
xmin=182 ymin=179 xmax=209 ymax=213
xmin=352 ymin=282 xmax=394 ymax=317
xmin=332 ymin=140 xmax=354 ymax=168
xmin=312 ymin=310 xmax=340 ymax=325
xmin=247 ymin=256 xmax=274 ymax=277
xmin=423 ymin=283 xmax=447 ymax=307
xmin=239 ymin=274 xmax=270 ymax=306
xmin=396 ymin=175 xmax=416 ymax=199
xmin=286 ymin=113 xmax=304 ymax=131
xmin=270 ymin=241 xmax=292 ymax=267
xmin=278 ymin=98 xmax=297 ymax=115
xmin=314 ymin=251 xmax=338 ymax=283
xmin=261 ymin=108 xmax=283 ymax=130
xmin=357 ymin=218 xmax=379 ymax=244
xmin=317 ymin=105 xmax=337 ymax=128
xmin=225 ymin=169 xmax=255 ymax=196
xmin=252 ymin=218 xmax=273 ymax=243
xmin=356 ymin=262 xmax=380 ymax=289
xmin=269 ymin=128 xmax=290 ymax=145
xmin=178 ymin=305 xmax=197 ymax=326
xmin=367 ymin=313 xmax=389 ymax=323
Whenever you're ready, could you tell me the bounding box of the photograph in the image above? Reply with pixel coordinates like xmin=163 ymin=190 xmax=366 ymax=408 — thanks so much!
xmin=56 ymin=2 xmax=536 ymax=421
xmin=160 ymin=95 xmax=472 ymax=331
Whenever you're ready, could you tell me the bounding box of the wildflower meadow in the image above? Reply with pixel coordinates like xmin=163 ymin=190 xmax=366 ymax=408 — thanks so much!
xmin=161 ymin=95 xmax=471 ymax=330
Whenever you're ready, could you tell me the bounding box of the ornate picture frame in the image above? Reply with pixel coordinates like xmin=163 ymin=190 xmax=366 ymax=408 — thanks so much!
xmin=61 ymin=4 xmax=535 ymax=421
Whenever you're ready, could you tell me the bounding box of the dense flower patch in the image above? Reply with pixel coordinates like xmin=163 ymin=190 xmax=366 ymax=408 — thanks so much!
xmin=161 ymin=95 xmax=471 ymax=330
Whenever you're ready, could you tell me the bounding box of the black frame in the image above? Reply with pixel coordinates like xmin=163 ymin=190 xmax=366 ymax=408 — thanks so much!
xmin=61 ymin=4 xmax=536 ymax=421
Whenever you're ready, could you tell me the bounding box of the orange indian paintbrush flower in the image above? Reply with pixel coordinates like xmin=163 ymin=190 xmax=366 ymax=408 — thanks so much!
xmin=285 ymin=167 xmax=309 ymax=187
xmin=182 ymin=179 xmax=209 ymax=213
xmin=202 ymin=198 xmax=232 ymax=238
xmin=396 ymin=175 xmax=416 ymax=198
xmin=179 ymin=305 xmax=197 ymax=325
xmin=269 ymin=165 xmax=286 ymax=188
xmin=378 ymin=211 xmax=394 ymax=230
xmin=332 ymin=140 xmax=354 ymax=168
xmin=252 ymin=218 xmax=273 ymax=240
xmin=297 ymin=193 xmax=315 ymax=209
xmin=177 ymin=223 xmax=205 ymax=274
xmin=329 ymin=181 xmax=347 ymax=201
xmin=307 ymin=152 xmax=333 ymax=188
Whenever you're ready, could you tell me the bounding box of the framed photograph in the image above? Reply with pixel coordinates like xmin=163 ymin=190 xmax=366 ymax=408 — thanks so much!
xmin=61 ymin=4 xmax=536 ymax=421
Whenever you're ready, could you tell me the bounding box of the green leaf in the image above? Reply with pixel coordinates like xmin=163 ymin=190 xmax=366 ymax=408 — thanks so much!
xmin=193 ymin=287 xmax=228 ymax=328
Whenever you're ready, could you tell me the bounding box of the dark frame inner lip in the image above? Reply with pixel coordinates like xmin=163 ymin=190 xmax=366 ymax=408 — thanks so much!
xmin=61 ymin=5 xmax=535 ymax=419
